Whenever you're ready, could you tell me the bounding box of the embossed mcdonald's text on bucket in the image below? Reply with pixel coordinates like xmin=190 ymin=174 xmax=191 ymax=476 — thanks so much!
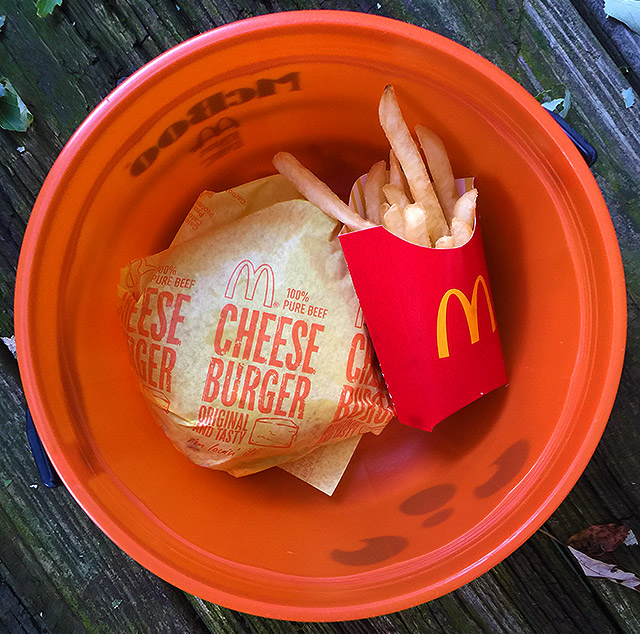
xmin=127 ymin=72 xmax=302 ymax=176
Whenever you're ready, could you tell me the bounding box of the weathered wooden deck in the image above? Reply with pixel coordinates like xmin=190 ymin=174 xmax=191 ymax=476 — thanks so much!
xmin=1 ymin=1 xmax=639 ymax=632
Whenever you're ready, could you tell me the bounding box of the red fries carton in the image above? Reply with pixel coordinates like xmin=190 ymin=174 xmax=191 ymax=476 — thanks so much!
xmin=340 ymin=178 xmax=507 ymax=432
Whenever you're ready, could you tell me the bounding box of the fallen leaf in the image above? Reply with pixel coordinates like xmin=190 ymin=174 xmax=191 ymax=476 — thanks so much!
xmin=625 ymin=530 xmax=638 ymax=547
xmin=605 ymin=0 xmax=640 ymax=34
xmin=569 ymin=546 xmax=640 ymax=592
xmin=0 ymin=16 xmax=6 ymax=31
xmin=622 ymin=87 xmax=635 ymax=108
xmin=542 ymin=98 xmax=564 ymax=112
xmin=35 ymin=0 xmax=63 ymax=18
xmin=541 ymin=88 xmax=571 ymax=118
xmin=0 ymin=79 xmax=33 ymax=131
xmin=568 ymin=523 xmax=630 ymax=557
xmin=2 ymin=335 xmax=17 ymax=358
xmin=559 ymin=88 xmax=571 ymax=117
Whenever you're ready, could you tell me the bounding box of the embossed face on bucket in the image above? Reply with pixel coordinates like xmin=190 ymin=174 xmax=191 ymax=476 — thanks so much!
xmin=15 ymin=12 xmax=625 ymax=621
xmin=331 ymin=439 xmax=530 ymax=566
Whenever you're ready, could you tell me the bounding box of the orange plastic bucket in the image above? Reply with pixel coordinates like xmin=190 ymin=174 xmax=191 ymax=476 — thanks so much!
xmin=15 ymin=11 xmax=626 ymax=621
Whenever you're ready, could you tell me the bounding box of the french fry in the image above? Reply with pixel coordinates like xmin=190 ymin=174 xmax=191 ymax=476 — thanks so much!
xmin=420 ymin=184 xmax=450 ymax=242
xmin=435 ymin=235 xmax=455 ymax=249
xmin=382 ymin=203 xmax=404 ymax=238
xmin=404 ymin=204 xmax=431 ymax=247
xmin=416 ymin=125 xmax=460 ymax=225
xmin=273 ymin=152 xmax=375 ymax=232
xmin=451 ymin=217 xmax=473 ymax=246
xmin=383 ymin=183 xmax=411 ymax=209
xmin=452 ymin=188 xmax=478 ymax=227
xmin=363 ymin=160 xmax=388 ymax=224
xmin=275 ymin=86 xmax=476 ymax=252
xmin=378 ymin=87 xmax=450 ymax=238
xmin=377 ymin=202 xmax=390 ymax=232
xmin=378 ymin=85 xmax=432 ymax=204
xmin=389 ymin=149 xmax=412 ymax=201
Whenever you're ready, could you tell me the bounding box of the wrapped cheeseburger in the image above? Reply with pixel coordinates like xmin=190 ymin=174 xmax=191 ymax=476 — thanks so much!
xmin=118 ymin=174 xmax=395 ymax=489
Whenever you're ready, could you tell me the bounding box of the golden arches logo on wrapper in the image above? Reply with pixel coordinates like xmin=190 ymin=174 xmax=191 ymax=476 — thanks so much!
xmin=224 ymin=259 xmax=275 ymax=308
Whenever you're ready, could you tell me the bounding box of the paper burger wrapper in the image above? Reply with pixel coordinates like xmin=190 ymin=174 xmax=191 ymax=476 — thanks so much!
xmin=340 ymin=177 xmax=507 ymax=432
xmin=118 ymin=175 xmax=394 ymax=494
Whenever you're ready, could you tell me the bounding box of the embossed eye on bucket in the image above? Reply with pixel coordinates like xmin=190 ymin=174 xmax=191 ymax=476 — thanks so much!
xmin=15 ymin=11 xmax=626 ymax=621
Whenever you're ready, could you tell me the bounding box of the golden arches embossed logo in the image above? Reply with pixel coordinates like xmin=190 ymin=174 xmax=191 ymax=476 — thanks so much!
xmin=436 ymin=275 xmax=497 ymax=359
xmin=224 ymin=259 xmax=275 ymax=308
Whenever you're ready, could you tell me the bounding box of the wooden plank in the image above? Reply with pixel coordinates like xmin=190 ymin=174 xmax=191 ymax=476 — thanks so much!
xmin=0 ymin=347 xmax=211 ymax=634
xmin=0 ymin=0 xmax=639 ymax=632
xmin=0 ymin=0 xmax=204 ymax=334
xmin=569 ymin=0 xmax=640 ymax=90
xmin=508 ymin=0 xmax=640 ymax=627
xmin=0 ymin=3 xmax=226 ymax=632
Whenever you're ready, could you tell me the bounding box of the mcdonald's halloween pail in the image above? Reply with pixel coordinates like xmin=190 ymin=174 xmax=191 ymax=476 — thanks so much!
xmin=15 ymin=11 xmax=626 ymax=621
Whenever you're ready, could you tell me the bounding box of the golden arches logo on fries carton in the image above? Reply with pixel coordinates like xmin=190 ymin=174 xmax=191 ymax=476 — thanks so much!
xmin=118 ymin=174 xmax=394 ymax=495
xmin=273 ymin=85 xmax=507 ymax=431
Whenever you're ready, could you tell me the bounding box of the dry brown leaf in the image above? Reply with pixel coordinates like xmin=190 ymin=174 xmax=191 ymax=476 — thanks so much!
xmin=568 ymin=524 xmax=630 ymax=558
